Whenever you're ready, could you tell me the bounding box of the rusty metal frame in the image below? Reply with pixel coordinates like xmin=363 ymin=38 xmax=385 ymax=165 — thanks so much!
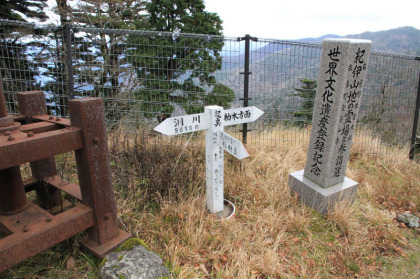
xmin=0 ymin=128 xmax=83 ymax=169
xmin=0 ymin=204 xmax=95 ymax=270
xmin=0 ymin=88 xmax=130 ymax=273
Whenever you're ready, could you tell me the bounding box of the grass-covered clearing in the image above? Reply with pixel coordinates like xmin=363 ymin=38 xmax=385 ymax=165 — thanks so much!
xmin=1 ymin=129 xmax=419 ymax=278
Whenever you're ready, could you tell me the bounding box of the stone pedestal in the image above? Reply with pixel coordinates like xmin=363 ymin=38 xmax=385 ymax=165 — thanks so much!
xmin=289 ymin=170 xmax=358 ymax=215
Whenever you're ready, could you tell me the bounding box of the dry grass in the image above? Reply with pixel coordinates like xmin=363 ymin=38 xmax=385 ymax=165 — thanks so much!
xmin=113 ymin=130 xmax=420 ymax=278
xmin=2 ymin=128 xmax=420 ymax=278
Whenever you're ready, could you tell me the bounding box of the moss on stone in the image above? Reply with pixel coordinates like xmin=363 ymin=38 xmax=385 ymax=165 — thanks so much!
xmin=115 ymin=237 xmax=148 ymax=252
xmin=99 ymin=258 xmax=108 ymax=269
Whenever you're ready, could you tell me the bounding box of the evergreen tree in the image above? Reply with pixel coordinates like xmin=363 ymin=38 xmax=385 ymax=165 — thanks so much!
xmin=292 ymin=79 xmax=317 ymax=127
xmin=53 ymin=0 xmax=147 ymax=119
xmin=70 ymin=0 xmax=146 ymax=29
xmin=0 ymin=0 xmax=48 ymax=21
xmin=129 ymin=0 xmax=235 ymax=122
xmin=0 ymin=0 xmax=49 ymax=113
xmin=67 ymin=0 xmax=147 ymax=99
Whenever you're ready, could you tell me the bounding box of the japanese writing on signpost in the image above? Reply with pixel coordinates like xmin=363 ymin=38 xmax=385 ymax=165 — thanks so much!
xmin=154 ymin=105 xmax=264 ymax=214
xmin=224 ymin=110 xmax=252 ymax=122
xmin=173 ymin=114 xmax=203 ymax=134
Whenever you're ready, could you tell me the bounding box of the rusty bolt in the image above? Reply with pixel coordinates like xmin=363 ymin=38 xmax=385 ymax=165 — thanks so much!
xmin=27 ymin=131 xmax=34 ymax=137
xmin=4 ymin=131 xmax=11 ymax=136
xmin=46 ymin=216 xmax=53 ymax=222
xmin=7 ymin=135 xmax=15 ymax=141
xmin=55 ymin=116 xmax=61 ymax=121
xmin=23 ymin=225 xmax=30 ymax=232
xmin=93 ymin=137 xmax=99 ymax=144
xmin=49 ymin=115 xmax=54 ymax=120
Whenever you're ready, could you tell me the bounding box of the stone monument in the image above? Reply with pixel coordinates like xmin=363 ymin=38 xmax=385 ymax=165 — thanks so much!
xmin=289 ymin=38 xmax=372 ymax=214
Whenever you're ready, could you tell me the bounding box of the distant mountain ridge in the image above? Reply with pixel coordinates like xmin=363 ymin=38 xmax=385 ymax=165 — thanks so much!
xmin=218 ymin=26 xmax=420 ymax=123
xmin=300 ymin=26 xmax=420 ymax=56
xmin=223 ymin=26 xmax=420 ymax=71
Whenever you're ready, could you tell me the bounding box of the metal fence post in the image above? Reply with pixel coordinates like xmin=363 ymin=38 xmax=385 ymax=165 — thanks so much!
xmin=409 ymin=63 xmax=420 ymax=160
xmin=64 ymin=24 xmax=75 ymax=101
xmin=238 ymin=34 xmax=258 ymax=144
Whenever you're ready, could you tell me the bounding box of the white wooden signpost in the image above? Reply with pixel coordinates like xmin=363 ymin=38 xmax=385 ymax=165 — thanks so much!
xmin=154 ymin=105 xmax=264 ymax=216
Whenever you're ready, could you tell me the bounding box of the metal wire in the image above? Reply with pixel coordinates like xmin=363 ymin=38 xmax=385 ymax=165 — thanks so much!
xmin=1 ymin=19 xmax=419 ymax=156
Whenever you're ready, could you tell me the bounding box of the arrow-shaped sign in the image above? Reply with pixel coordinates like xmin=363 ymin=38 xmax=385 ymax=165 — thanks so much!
xmin=154 ymin=112 xmax=208 ymax=136
xmin=217 ymin=130 xmax=249 ymax=159
xmin=153 ymin=105 xmax=264 ymax=215
xmin=154 ymin=106 xmax=264 ymax=136
xmin=222 ymin=106 xmax=264 ymax=126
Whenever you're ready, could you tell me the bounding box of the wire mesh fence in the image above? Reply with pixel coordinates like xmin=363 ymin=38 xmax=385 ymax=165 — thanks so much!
xmin=69 ymin=26 xmax=241 ymax=133
xmin=243 ymin=38 xmax=420 ymax=156
xmin=0 ymin=20 xmax=70 ymax=116
xmin=1 ymin=19 xmax=419 ymax=156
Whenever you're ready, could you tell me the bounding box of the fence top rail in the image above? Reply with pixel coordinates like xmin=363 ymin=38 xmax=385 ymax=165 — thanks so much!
xmin=256 ymin=37 xmax=322 ymax=49
xmin=0 ymin=18 xmax=59 ymax=31
xmin=0 ymin=18 xmax=419 ymax=61
xmin=370 ymin=51 xmax=420 ymax=61
xmin=256 ymin=37 xmax=420 ymax=61
xmin=73 ymin=26 xmax=226 ymax=40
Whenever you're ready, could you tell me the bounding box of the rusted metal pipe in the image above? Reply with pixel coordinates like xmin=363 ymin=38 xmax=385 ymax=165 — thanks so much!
xmin=0 ymin=73 xmax=7 ymax=118
xmin=16 ymin=90 xmax=62 ymax=208
xmin=0 ymin=73 xmax=18 ymax=131
xmin=0 ymin=166 xmax=28 ymax=215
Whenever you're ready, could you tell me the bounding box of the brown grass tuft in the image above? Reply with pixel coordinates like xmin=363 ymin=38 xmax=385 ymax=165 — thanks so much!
xmin=4 ymin=128 xmax=420 ymax=278
xmin=110 ymin=129 xmax=420 ymax=278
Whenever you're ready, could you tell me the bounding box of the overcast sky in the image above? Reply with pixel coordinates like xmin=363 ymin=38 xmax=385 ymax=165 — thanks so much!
xmin=204 ymin=0 xmax=420 ymax=40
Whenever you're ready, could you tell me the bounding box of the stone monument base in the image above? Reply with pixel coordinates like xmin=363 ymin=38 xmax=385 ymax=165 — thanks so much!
xmin=289 ymin=170 xmax=358 ymax=215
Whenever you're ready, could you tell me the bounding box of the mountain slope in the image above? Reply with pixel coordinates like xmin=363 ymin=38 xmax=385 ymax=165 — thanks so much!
xmin=302 ymin=26 xmax=420 ymax=56
xmin=348 ymin=26 xmax=420 ymax=56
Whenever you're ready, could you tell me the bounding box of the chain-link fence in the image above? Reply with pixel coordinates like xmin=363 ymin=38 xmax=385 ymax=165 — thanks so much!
xmin=1 ymin=19 xmax=419 ymax=156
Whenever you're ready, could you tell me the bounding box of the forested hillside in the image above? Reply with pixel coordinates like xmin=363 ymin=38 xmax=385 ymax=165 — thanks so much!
xmin=302 ymin=26 xmax=420 ymax=56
